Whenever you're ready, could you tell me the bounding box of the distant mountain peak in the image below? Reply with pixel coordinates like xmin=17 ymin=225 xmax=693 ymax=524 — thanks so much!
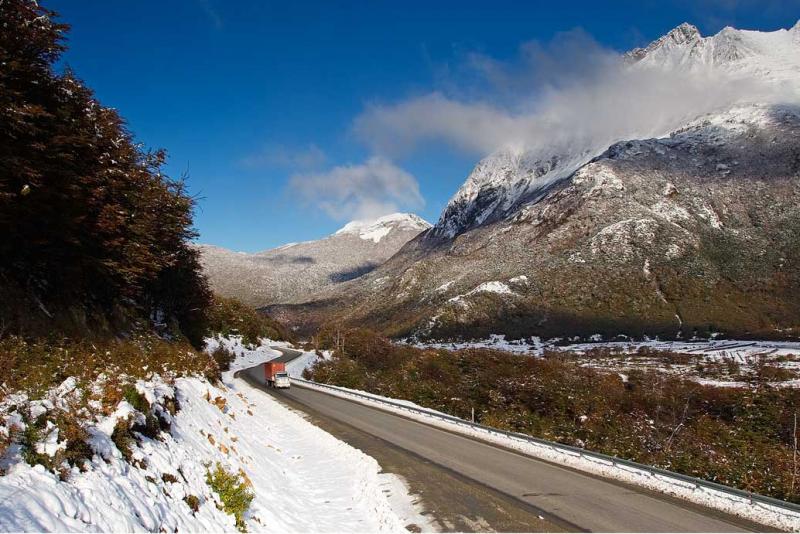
xmin=667 ymin=22 xmax=701 ymax=43
xmin=335 ymin=213 xmax=431 ymax=243
xmin=198 ymin=212 xmax=431 ymax=306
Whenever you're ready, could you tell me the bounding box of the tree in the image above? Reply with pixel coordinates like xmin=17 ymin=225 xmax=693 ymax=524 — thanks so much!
xmin=0 ymin=0 xmax=211 ymax=344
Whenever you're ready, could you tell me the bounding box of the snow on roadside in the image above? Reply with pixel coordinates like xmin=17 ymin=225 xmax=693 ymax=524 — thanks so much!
xmin=0 ymin=338 xmax=427 ymax=532
xmin=215 ymin=337 xmax=432 ymax=531
xmin=295 ymin=379 xmax=800 ymax=532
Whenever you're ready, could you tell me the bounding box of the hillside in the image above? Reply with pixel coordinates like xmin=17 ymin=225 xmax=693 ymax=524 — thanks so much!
xmin=0 ymin=4 xmax=420 ymax=532
xmin=197 ymin=213 xmax=430 ymax=307
xmin=270 ymin=23 xmax=800 ymax=341
xmin=0 ymin=0 xmax=210 ymax=344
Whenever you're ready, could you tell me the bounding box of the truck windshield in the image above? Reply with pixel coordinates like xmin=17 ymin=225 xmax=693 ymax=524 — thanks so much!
xmin=275 ymin=372 xmax=288 ymax=378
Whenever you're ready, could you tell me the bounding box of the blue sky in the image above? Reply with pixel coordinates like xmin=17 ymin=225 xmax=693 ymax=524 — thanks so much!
xmin=49 ymin=0 xmax=799 ymax=251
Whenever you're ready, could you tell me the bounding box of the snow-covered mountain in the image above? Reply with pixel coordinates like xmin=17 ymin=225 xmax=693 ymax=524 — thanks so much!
xmin=626 ymin=21 xmax=800 ymax=77
xmin=197 ymin=213 xmax=430 ymax=307
xmin=334 ymin=213 xmax=430 ymax=243
xmin=431 ymin=22 xmax=800 ymax=239
xmin=271 ymin=23 xmax=800 ymax=341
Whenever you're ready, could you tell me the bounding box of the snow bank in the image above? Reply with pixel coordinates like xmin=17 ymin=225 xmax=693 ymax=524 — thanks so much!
xmin=0 ymin=339 xmax=424 ymax=533
xmin=293 ymin=378 xmax=800 ymax=531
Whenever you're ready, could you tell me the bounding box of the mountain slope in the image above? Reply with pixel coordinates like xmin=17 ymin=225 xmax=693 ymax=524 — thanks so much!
xmin=198 ymin=213 xmax=430 ymax=307
xmin=273 ymin=104 xmax=800 ymax=339
xmin=269 ymin=22 xmax=800 ymax=340
xmin=432 ymin=21 xmax=800 ymax=240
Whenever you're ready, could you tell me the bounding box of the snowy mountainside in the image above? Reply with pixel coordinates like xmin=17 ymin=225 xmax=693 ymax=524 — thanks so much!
xmin=626 ymin=21 xmax=800 ymax=80
xmin=198 ymin=213 xmax=430 ymax=307
xmin=432 ymin=22 xmax=800 ymax=239
xmin=0 ymin=339 xmax=424 ymax=532
xmin=431 ymin=147 xmax=594 ymax=238
xmin=335 ymin=212 xmax=430 ymax=243
xmin=274 ymin=103 xmax=800 ymax=340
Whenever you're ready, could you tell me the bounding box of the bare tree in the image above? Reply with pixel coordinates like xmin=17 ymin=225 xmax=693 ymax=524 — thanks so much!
xmin=664 ymin=396 xmax=691 ymax=452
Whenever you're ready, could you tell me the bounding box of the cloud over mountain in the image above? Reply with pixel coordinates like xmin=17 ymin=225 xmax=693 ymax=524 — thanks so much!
xmin=288 ymin=156 xmax=424 ymax=221
xmin=353 ymin=27 xmax=796 ymax=161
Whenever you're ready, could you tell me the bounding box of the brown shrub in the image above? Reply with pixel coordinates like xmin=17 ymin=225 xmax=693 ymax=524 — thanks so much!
xmin=308 ymin=328 xmax=800 ymax=503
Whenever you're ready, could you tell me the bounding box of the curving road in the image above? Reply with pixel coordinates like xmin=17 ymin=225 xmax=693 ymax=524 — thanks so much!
xmin=241 ymin=348 xmax=763 ymax=533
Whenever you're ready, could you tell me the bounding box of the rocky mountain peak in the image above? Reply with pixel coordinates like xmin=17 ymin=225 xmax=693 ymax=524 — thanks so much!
xmin=666 ymin=22 xmax=701 ymax=44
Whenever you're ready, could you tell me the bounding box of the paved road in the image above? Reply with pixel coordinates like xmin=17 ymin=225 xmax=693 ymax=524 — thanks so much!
xmin=243 ymin=348 xmax=760 ymax=533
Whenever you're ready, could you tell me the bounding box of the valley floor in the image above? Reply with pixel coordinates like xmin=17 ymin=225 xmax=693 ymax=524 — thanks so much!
xmin=412 ymin=336 xmax=800 ymax=387
xmin=0 ymin=339 xmax=427 ymax=532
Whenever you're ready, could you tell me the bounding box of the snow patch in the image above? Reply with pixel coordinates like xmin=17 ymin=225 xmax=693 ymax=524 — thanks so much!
xmin=447 ymin=281 xmax=514 ymax=306
xmin=335 ymin=213 xmax=430 ymax=243
xmin=435 ymin=281 xmax=455 ymax=293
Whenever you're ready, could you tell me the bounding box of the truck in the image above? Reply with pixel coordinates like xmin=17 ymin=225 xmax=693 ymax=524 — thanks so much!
xmin=264 ymin=361 xmax=291 ymax=389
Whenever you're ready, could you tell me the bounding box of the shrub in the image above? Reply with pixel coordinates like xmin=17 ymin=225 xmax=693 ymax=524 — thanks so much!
xmin=0 ymin=334 xmax=218 ymax=399
xmin=184 ymin=494 xmax=201 ymax=513
xmin=123 ymin=385 xmax=150 ymax=413
xmin=111 ymin=418 xmax=136 ymax=462
xmin=211 ymin=346 xmax=235 ymax=373
xmin=206 ymin=296 xmax=289 ymax=346
xmin=308 ymin=328 xmax=800 ymax=503
xmin=206 ymin=462 xmax=254 ymax=532
xmin=19 ymin=416 xmax=50 ymax=469
xmin=18 ymin=409 xmax=91 ymax=476
xmin=53 ymin=410 xmax=92 ymax=469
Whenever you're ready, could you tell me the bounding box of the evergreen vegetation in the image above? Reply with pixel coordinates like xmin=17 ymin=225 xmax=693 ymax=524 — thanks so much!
xmin=206 ymin=462 xmax=254 ymax=532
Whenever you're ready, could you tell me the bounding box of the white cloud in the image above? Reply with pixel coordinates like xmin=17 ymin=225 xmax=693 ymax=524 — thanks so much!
xmin=352 ymin=28 xmax=794 ymax=162
xmin=241 ymin=144 xmax=327 ymax=170
xmin=288 ymin=157 xmax=424 ymax=221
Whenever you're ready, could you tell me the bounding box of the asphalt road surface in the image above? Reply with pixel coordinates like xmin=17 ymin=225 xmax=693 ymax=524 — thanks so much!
xmin=241 ymin=348 xmax=763 ymax=533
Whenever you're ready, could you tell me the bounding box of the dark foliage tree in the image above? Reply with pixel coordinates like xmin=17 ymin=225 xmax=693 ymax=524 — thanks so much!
xmin=0 ymin=0 xmax=211 ymax=345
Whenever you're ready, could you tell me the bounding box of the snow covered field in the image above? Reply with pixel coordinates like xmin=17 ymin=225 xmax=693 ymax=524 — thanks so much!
xmin=0 ymin=338 xmax=428 ymax=532
xmin=411 ymin=335 xmax=800 ymax=387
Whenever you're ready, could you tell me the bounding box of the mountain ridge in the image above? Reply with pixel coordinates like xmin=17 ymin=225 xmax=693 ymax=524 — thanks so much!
xmin=198 ymin=213 xmax=430 ymax=307
xmin=269 ymin=104 xmax=800 ymax=339
xmin=430 ymin=21 xmax=800 ymax=241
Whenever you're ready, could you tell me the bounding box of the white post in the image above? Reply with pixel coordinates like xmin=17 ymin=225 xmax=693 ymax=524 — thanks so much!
xmin=471 ymin=407 xmax=475 ymax=423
